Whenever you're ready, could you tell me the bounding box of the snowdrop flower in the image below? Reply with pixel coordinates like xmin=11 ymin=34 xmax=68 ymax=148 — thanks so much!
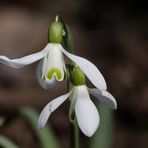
xmin=38 ymin=67 xmax=117 ymax=137
xmin=38 ymin=85 xmax=117 ymax=137
xmin=0 ymin=22 xmax=107 ymax=90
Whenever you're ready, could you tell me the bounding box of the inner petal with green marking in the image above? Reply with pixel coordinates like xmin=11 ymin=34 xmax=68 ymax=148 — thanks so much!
xmin=47 ymin=67 xmax=62 ymax=80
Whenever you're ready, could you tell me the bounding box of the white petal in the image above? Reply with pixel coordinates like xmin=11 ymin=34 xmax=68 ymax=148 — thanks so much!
xmin=43 ymin=44 xmax=64 ymax=81
xmin=36 ymin=60 xmax=56 ymax=89
xmin=88 ymin=88 xmax=117 ymax=110
xmin=0 ymin=44 xmax=49 ymax=68
xmin=38 ymin=91 xmax=72 ymax=129
xmin=74 ymin=85 xmax=99 ymax=137
xmin=60 ymin=46 xmax=107 ymax=90
xmin=69 ymin=88 xmax=77 ymax=120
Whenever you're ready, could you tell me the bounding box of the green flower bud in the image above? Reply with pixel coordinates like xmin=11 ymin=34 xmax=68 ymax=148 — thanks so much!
xmin=48 ymin=21 xmax=63 ymax=43
xmin=71 ymin=66 xmax=85 ymax=86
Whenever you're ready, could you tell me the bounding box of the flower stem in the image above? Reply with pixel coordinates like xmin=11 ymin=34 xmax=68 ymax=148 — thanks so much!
xmin=70 ymin=118 xmax=80 ymax=148
xmin=60 ymin=17 xmax=80 ymax=148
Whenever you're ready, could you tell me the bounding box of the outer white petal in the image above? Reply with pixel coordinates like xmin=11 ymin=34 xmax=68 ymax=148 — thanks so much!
xmin=60 ymin=46 xmax=107 ymax=90
xmin=88 ymin=88 xmax=117 ymax=110
xmin=0 ymin=44 xmax=49 ymax=68
xmin=44 ymin=44 xmax=64 ymax=81
xmin=38 ymin=91 xmax=72 ymax=129
xmin=74 ymin=85 xmax=99 ymax=137
xmin=36 ymin=60 xmax=56 ymax=89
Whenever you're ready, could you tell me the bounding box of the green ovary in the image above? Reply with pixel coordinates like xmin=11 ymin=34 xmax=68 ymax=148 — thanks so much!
xmin=47 ymin=67 xmax=62 ymax=80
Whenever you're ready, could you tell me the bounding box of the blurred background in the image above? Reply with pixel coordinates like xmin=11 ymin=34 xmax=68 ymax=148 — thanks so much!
xmin=0 ymin=1 xmax=148 ymax=148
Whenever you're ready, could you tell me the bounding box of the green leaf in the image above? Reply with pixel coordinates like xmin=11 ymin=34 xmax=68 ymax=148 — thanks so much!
xmin=0 ymin=135 xmax=19 ymax=148
xmin=90 ymin=104 xmax=114 ymax=148
xmin=20 ymin=106 xmax=60 ymax=148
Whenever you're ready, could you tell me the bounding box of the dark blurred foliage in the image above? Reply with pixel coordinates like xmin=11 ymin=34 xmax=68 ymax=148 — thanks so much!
xmin=0 ymin=1 xmax=148 ymax=148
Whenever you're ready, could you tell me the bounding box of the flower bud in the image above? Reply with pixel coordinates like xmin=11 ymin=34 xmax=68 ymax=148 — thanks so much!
xmin=48 ymin=21 xmax=63 ymax=43
xmin=71 ymin=66 xmax=85 ymax=86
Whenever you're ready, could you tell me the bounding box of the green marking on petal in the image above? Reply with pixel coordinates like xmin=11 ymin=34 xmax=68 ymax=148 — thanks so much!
xmin=47 ymin=67 xmax=62 ymax=80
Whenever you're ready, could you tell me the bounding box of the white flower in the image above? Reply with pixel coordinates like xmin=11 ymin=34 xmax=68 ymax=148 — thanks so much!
xmin=0 ymin=43 xmax=107 ymax=90
xmin=38 ymin=85 xmax=117 ymax=137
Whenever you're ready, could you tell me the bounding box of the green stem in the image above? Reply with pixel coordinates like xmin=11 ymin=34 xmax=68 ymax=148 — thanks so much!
xmin=55 ymin=15 xmax=59 ymax=22
xmin=70 ymin=118 xmax=80 ymax=148
xmin=60 ymin=17 xmax=80 ymax=148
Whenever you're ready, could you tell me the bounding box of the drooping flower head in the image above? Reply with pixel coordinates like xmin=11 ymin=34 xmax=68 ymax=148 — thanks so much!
xmin=0 ymin=17 xmax=106 ymax=90
xmin=38 ymin=66 xmax=117 ymax=137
